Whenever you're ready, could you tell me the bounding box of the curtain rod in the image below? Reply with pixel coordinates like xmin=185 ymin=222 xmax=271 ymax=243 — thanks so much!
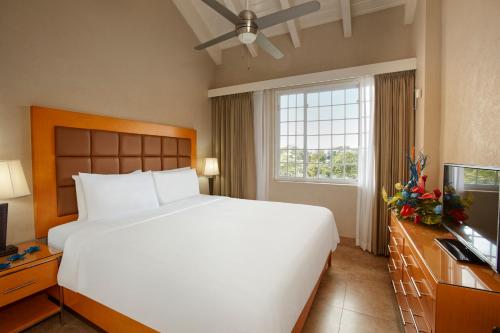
xmin=208 ymin=58 xmax=416 ymax=98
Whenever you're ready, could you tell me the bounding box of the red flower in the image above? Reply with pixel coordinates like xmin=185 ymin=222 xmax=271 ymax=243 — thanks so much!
xmin=449 ymin=209 xmax=468 ymax=222
xmin=414 ymin=215 xmax=422 ymax=224
xmin=422 ymin=175 xmax=428 ymax=182
xmin=400 ymin=205 xmax=415 ymax=217
xmin=419 ymin=193 xmax=434 ymax=199
xmin=433 ymin=188 xmax=442 ymax=199
xmin=411 ymin=186 xmax=425 ymax=194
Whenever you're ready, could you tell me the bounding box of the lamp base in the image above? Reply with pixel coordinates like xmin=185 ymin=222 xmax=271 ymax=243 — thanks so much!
xmin=0 ymin=244 xmax=18 ymax=257
xmin=208 ymin=177 xmax=215 ymax=196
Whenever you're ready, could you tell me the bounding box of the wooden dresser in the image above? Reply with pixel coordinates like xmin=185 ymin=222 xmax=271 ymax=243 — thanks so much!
xmin=388 ymin=214 xmax=500 ymax=333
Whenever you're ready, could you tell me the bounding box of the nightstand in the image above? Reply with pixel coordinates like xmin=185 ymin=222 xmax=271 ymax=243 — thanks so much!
xmin=0 ymin=241 xmax=62 ymax=333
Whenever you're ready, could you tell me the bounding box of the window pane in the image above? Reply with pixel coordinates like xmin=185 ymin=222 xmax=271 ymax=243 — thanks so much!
xmin=296 ymin=136 xmax=304 ymax=149
xmin=288 ymin=108 xmax=296 ymax=122
xmin=346 ymin=134 xmax=359 ymax=149
xmin=288 ymin=136 xmax=296 ymax=148
xmin=317 ymin=150 xmax=328 ymax=163
xmin=346 ymin=119 xmax=359 ymax=133
xmin=287 ymin=149 xmax=296 ymax=163
xmin=296 ymin=121 xmax=304 ymax=135
xmin=307 ymin=107 xmax=319 ymax=121
xmin=296 ymin=164 xmax=304 ymax=177
xmin=308 ymin=150 xmax=320 ymax=163
xmin=346 ymin=104 xmax=359 ymax=118
xmin=319 ymin=121 xmax=331 ymax=135
xmin=307 ymin=93 xmax=319 ymax=107
xmin=346 ymin=88 xmax=359 ymax=104
xmin=280 ymin=95 xmax=288 ymax=108
xmin=296 ymin=108 xmax=304 ymax=121
xmin=477 ymin=170 xmax=497 ymax=185
xmin=280 ymin=150 xmax=287 ymax=163
xmin=307 ymin=121 xmax=319 ymax=135
xmin=307 ymin=135 xmax=319 ymax=149
xmin=320 ymin=135 xmax=331 ymax=149
xmin=288 ymin=94 xmax=296 ymax=107
xmin=332 ymin=135 xmax=344 ymax=149
xmin=280 ymin=163 xmax=287 ymax=176
xmin=280 ymin=108 xmax=287 ymax=122
xmin=287 ymin=163 xmax=296 ymax=177
xmin=307 ymin=163 xmax=318 ymax=178
xmin=319 ymin=164 xmax=331 ymax=178
xmin=288 ymin=122 xmax=296 ymax=135
xmin=331 ymin=163 xmax=343 ymax=179
xmin=280 ymin=136 xmax=287 ymax=148
xmin=320 ymin=106 xmax=331 ymax=120
xmin=345 ymin=149 xmax=358 ymax=164
xmin=332 ymin=120 xmax=345 ymax=134
xmin=332 ymin=90 xmax=345 ymax=105
xmin=280 ymin=122 xmax=288 ymax=135
xmin=296 ymin=150 xmax=304 ymax=163
xmin=333 ymin=105 xmax=344 ymax=119
xmin=297 ymin=94 xmax=304 ymax=107
xmin=345 ymin=164 xmax=357 ymax=179
xmin=319 ymin=91 xmax=331 ymax=106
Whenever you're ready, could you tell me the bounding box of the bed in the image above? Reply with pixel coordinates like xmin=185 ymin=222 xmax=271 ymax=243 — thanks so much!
xmin=31 ymin=106 xmax=340 ymax=333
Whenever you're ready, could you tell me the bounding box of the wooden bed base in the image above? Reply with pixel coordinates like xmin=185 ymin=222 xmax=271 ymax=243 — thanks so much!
xmin=53 ymin=252 xmax=332 ymax=333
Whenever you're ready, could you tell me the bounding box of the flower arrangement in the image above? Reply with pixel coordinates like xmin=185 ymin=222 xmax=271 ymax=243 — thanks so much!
xmin=382 ymin=149 xmax=442 ymax=225
xmin=442 ymin=184 xmax=473 ymax=225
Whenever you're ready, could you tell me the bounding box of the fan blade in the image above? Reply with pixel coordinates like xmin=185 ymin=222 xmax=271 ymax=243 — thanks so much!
xmin=255 ymin=34 xmax=284 ymax=59
xmin=194 ymin=30 xmax=238 ymax=50
xmin=201 ymin=0 xmax=241 ymax=25
xmin=254 ymin=1 xmax=320 ymax=30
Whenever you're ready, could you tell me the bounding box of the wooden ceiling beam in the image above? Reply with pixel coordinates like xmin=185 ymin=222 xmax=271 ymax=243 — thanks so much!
xmin=404 ymin=0 xmax=417 ymax=24
xmin=279 ymin=0 xmax=301 ymax=47
xmin=340 ymin=0 xmax=352 ymax=38
xmin=172 ymin=0 xmax=222 ymax=65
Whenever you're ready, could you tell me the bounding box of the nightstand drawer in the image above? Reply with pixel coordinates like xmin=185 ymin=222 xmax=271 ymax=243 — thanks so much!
xmin=0 ymin=259 xmax=58 ymax=307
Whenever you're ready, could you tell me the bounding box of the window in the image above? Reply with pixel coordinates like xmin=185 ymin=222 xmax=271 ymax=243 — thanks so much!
xmin=463 ymin=167 xmax=499 ymax=191
xmin=276 ymin=81 xmax=360 ymax=183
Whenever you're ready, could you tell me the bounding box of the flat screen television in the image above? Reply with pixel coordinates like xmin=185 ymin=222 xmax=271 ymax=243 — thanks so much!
xmin=442 ymin=164 xmax=500 ymax=272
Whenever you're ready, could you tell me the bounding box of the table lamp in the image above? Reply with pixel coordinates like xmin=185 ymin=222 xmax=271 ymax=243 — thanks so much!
xmin=0 ymin=160 xmax=31 ymax=257
xmin=202 ymin=158 xmax=219 ymax=195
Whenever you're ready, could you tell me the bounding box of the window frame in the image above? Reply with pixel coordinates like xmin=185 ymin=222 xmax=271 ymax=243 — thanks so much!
xmin=274 ymin=79 xmax=361 ymax=185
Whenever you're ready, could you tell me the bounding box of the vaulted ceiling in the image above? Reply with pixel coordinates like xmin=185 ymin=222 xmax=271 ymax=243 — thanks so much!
xmin=173 ymin=0 xmax=417 ymax=64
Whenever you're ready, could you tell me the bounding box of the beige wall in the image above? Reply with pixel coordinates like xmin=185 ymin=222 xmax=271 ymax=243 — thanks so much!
xmin=214 ymin=6 xmax=415 ymax=88
xmin=215 ymin=6 xmax=415 ymax=238
xmin=0 ymin=0 xmax=215 ymax=244
xmin=412 ymin=0 xmax=442 ymax=190
xmin=440 ymin=0 xmax=500 ymax=167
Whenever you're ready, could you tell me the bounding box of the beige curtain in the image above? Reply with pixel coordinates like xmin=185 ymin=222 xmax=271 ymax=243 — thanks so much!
xmin=212 ymin=92 xmax=256 ymax=199
xmin=373 ymin=70 xmax=415 ymax=255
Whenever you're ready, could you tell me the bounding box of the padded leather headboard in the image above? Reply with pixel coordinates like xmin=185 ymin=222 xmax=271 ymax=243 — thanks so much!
xmin=55 ymin=126 xmax=191 ymax=217
xmin=31 ymin=106 xmax=197 ymax=238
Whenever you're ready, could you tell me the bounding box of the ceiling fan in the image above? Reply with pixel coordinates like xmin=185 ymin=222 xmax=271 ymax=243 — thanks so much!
xmin=194 ymin=0 xmax=321 ymax=59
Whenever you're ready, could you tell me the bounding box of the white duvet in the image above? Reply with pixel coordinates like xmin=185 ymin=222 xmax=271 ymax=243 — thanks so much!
xmin=54 ymin=195 xmax=340 ymax=333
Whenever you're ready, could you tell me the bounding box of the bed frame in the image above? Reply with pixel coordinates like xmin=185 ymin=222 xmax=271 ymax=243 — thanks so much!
xmin=31 ymin=105 xmax=331 ymax=333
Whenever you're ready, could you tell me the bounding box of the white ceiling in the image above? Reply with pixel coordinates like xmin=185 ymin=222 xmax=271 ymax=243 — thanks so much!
xmin=173 ymin=0 xmax=415 ymax=64
xmin=196 ymin=0 xmax=404 ymax=48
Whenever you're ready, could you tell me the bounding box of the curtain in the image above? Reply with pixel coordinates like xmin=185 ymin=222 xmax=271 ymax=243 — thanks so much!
xmin=356 ymin=76 xmax=376 ymax=251
xmin=373 ymin=70 xmax=415 ymax=255
xmin=252 ymin=90 xmax=273 ymax=201
xmin=212 ymin=92 xmax=256 ymax=199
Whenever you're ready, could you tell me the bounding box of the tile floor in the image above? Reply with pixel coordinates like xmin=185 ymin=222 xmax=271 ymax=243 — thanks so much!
xmin=25 ymin=244 xmax=402 ymax=333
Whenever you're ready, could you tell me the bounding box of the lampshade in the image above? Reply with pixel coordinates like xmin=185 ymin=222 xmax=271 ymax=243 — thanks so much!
xmin=202 ymin=158 xmax=219 ymax=177
xmin=0 ymin=160 xmax=31 ymax=199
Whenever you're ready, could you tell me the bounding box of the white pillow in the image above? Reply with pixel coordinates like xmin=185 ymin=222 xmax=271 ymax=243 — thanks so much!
xmin=79 ymin=171 xmax=159 ymax=221
xmin=73 ymin=170 xmax=141 ymax=221
xmin=152 ymin=168 xmax=200 ymax=205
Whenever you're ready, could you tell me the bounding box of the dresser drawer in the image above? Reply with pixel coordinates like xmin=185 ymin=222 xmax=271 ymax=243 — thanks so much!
xmin=0 ymin=260 xmax=58 ymax=307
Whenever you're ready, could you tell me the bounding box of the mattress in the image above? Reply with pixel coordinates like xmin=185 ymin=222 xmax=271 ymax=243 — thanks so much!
xmin=54 ymin=195 xmax=340 ymax=333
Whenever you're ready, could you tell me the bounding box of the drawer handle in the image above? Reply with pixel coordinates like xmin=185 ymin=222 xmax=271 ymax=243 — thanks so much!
xmin=399 ymin=280 xmax=415 ymax=297
xmin=388 ymin=263 xmax=396 ymax=273
xmin=2 ymin=280 xmax=36 ymax=295
xmin=409 ymin=308 xmax=428 ymax=332
xmin=401 ymin=254 xmax=414 ymax=268
xmin=387 ymin=225 xmax=393 ymax=233
xmin=391 ymin=280 xmax=399 ymax=294
xmin=392 ymin=257 xmax=401 ymax=269
xmin=387 ymin=244 xmax=398 ymax=254
xmin=397 ymin=306 xmax=412 ymax=326
xmin=410 ymin=276 xmax=430 ymax=297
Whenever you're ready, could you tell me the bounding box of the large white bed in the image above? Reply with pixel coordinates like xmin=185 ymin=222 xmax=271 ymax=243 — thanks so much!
xmin=49 ymin=195 xmax=340 ymax=333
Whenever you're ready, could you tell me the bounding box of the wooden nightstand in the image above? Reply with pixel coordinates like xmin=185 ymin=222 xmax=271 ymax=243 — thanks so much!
xmin=0 ymin=241 xmax=62 ymax=333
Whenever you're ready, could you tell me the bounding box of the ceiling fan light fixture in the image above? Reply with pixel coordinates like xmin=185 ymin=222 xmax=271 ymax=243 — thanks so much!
xmin=238 ymin=32 xmax=257 ymax=44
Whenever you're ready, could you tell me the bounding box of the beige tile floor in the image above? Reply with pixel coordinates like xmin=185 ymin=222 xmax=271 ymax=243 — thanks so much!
xmin=25 ymin=244 xmax=402 ymax=333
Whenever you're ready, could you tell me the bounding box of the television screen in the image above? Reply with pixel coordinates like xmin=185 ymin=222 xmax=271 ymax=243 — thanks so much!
xmin=443 ymin=164 xmax=500 ymax=272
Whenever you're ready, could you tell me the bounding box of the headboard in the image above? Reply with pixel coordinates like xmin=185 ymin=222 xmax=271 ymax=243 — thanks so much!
xmin=31 ymin=106 xmax=197 ymax=238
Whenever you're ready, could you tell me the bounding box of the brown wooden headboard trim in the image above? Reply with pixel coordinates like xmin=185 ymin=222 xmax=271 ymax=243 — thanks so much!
xmin=31 ymin=106 xmax=197 ymax=238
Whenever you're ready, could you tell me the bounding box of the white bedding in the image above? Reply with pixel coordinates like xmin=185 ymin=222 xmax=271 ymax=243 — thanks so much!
xmin=53 ymin=195 xmax=340 ymax=333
